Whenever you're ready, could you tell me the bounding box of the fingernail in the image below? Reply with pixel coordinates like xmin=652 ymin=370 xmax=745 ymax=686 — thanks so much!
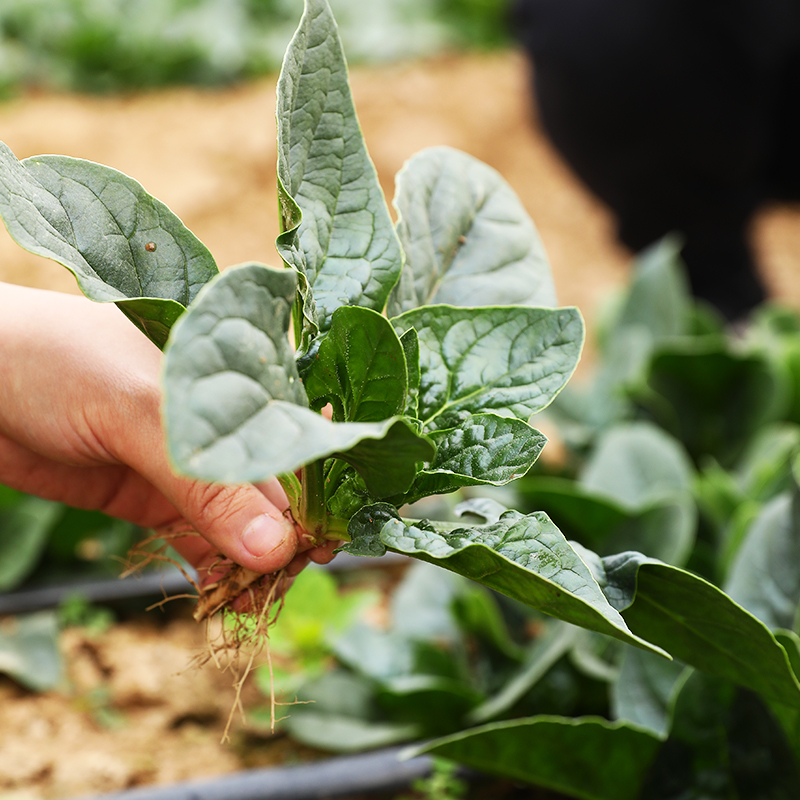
xmin=242 ymin=514 xmax=287 ymax=559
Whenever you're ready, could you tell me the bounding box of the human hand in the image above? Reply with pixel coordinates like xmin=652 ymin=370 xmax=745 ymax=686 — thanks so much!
xmin=0 ymin=282 xmax=336 ymax=583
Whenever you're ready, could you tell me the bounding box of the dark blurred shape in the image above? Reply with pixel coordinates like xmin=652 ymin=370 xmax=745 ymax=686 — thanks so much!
xmin=512 ymin=0 xmax=800 ymax=321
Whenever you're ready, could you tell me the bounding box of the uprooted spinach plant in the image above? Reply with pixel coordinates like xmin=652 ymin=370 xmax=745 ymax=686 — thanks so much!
xmin=4 ymin=1 xmax=800 ymax=751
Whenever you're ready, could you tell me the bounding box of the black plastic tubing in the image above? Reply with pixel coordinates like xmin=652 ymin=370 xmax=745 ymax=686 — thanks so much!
xmin=72 ymin=746 xmax=432 ymax=800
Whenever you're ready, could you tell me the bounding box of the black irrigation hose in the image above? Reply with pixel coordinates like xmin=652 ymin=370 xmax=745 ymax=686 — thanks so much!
xmin=73 ymin=746 xmax=433 ymax=800
xmin=0 ymin=568 xmax=194 ymax=616
xmin=0 ymin=553 xmax=409 ymax=616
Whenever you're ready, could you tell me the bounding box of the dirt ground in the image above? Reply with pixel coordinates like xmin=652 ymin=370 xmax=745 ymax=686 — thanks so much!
xmin=1 ymin=49 xmax=800 ymax=799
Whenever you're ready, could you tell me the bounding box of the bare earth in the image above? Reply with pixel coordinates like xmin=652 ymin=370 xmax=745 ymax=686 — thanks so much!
xmin=1 ymin=50 xmax=800 ymax=799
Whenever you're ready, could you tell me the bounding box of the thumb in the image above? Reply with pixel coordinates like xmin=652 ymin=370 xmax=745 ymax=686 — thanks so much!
xmin=167 ymin=479 xmax=300 ymax=574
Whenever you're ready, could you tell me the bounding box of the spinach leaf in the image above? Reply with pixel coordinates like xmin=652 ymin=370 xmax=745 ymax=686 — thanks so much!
xmin=162 ymin=262 xmax=431 ymax=490
xmin=388 ymin=146 xmax=557 ymax=316
xmin=275 ymin=0 xmax=402 ymax=333
xmin=393 ymin=305 xmax=584 ymax=431
xmin=0 ymin=144 xmax=218 ymax=348
xmin=341 ymin=504 xmax=666 ymax=656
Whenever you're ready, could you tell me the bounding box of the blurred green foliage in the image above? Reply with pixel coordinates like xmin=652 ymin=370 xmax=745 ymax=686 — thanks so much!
xmin=0 ymin=0 xmax=512 ymax=96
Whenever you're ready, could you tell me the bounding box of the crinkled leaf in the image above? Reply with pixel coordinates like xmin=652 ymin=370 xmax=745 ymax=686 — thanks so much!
xmin=339 ymin=504 xmax=667 ymax=656
xmin=585 ymin=550 xmax=800 ymax=708
xmin=724 ymin=490 xmax=800 ymax=632
xmin=0 ymin=144 xmax=218 ymax=348
xmin=303 ymin=305 xmax=408 ymax=422
xmin=397 ymin=414 xmax=546 ymax=505
xmin=409 ymin=716 xmax=662 ymax=800
xmin=0 ymin=493 xmax=62 ymax=592
xmin=163 ymin=263 xmax=429 ymax=485
xmin=610 ymin=645 xmax=687 ymax=737
xmin=393 ymin=305 xmax=584 ymax=431
xmin=275 ymin=0 xmax=402 ymax=331
xmin=387 ymin=146 xmax=556 ymax=316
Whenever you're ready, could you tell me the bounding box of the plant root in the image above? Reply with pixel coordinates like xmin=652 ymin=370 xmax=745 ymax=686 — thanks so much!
xmin=124 ymin=529 xmax=293 ymax=738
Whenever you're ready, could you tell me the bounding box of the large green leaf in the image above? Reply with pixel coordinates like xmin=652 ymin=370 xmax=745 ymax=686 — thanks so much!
xmin=303 ymin=305 xmax=408 ymax=423
xmin=633 ymin=342 xmax=782 ymax=467
xmin=275 ymin=0 xmax=402 ymax=331
xmin=610 ymin=645 xmax=687 ymax=737
xmin=724 ymin=490 xmax=800 ymax=632
xmin=387 ymin=146 xmax=556 ymax=316
xmin=579 ymin=421 xmax=694 ymax=510
xmin=0 ymin=493 xmax=62 ymax=592
xmin=0 ymin=144 xmax=218 ymax=348
xmin=393 ymin=305 xmax=584 ymax=431
xmin=409 ymin=716 xmax=662 ymax=800
xmin=339 ymin=505 xmax=667 ymax=656
xmin=585 ymin=550 xmax=800 ymax=708
xmin=640 ymin=671 xmax=800 ymax=800
xmin=162 ymin=262 xmax=430 ymax=486
xmin=398 ymin=414 xmax=547 ymax=504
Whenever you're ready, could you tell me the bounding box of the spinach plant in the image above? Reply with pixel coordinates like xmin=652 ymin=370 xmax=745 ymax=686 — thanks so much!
xmin=4 ymin=3 xmax=800 ymax=762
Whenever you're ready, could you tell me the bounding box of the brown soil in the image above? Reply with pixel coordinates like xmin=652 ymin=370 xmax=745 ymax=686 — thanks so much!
xmin=1 ymin=49 xmax=800 ymax=799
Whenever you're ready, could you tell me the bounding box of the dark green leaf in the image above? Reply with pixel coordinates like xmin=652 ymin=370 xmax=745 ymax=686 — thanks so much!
xmin=303 ymin=305 xmax=407 ymax=422
xmin=634 ymin=343 xmax=782 ymax=467
xmin=0 ymin=144 xmax=218 ymax=348
xmin=393 ymin=305 xmax=584 ymax=430
xmin=387 ymin=146 xmax=556 ymax=315
xmin=340 ymin=505 xmax=667 ymax=656
xmin=641 ymin=671 xmax=800 ymax=800
xmin=333 ymin=419 xmax=435 ymax=499
xmin=399 ymin=414 xmax=546 ymax=504
xmin=610 ymin=645 xmax=687 ymax=737
xmin=0 ymin=495 xmax=62 ymax=592
xmin=410 ymin=716 xmax=662 ymax=800
xmin=275 ymin=0 xmax=402 ymax=331
xmin=586 ymin=551 xmax=800 ymax=708
xmin=468 ymin=621 xmax=578 ymax=724
xmin=163 ymin=263 xmax=426 ymax=484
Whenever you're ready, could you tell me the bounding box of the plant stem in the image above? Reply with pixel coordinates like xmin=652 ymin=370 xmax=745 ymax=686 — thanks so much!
xmin=299 ymin=459 xmax=327 ymax=543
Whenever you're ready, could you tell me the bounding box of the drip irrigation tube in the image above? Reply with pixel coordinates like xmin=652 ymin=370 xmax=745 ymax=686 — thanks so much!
xmin=73 ymin=746 xmax=433 ymax=800
xmin=0 ymin=553 xmax=409 ymax=616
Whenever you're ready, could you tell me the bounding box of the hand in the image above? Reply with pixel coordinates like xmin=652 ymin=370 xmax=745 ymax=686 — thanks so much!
xmin=0 ymin=282 xmax=335 ymax=582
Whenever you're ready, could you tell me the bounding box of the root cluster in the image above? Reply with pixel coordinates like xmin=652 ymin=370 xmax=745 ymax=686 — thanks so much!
xmin=124 ymin=531 xmax=291 ymax=739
